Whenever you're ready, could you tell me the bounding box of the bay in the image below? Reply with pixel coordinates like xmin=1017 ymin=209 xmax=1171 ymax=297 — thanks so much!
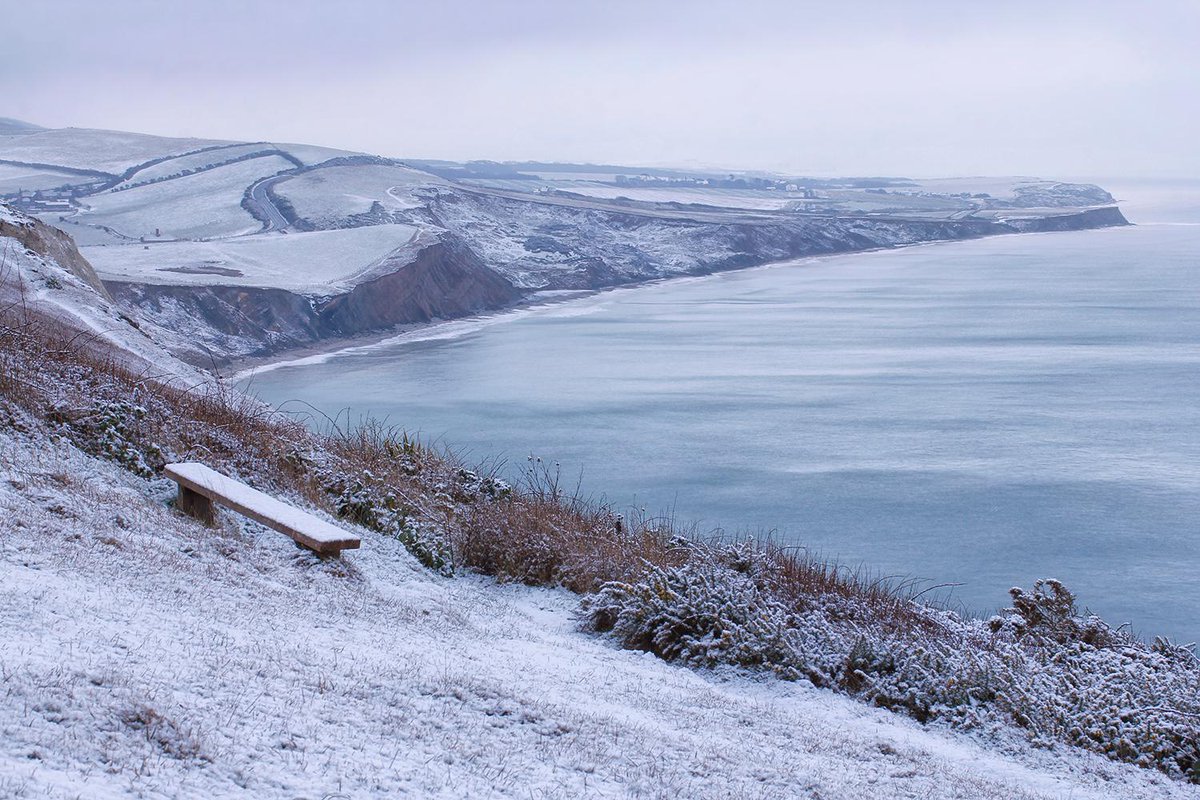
xmin=244 ymin=180 xmax=1200 ymax=641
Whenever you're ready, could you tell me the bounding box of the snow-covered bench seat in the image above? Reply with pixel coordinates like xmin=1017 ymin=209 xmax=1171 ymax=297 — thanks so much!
xmin=164 ymin=462 xmax=361 ymax=555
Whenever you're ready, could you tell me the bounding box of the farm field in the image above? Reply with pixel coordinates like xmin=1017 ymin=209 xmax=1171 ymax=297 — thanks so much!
xmin=83 ymin=223 xmax=424 ymax=293
xmin=78 ymin=155 xmax=297 ymax=240
xmin=0 ymin=127 xmax=231 ymax=175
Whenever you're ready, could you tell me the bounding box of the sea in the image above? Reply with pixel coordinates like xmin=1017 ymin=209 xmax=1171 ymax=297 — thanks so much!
xmin=243 ymin=180 xmax=1200 ymax=642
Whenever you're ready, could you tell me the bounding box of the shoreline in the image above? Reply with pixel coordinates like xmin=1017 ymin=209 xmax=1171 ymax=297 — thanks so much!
xmin=226 ymin=221 xmax=1132 ymax=383
xmin=225 ymin=288 xmax=601 ymax=382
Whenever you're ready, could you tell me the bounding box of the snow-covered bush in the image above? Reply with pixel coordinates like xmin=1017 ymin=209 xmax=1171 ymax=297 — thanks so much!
xmin=581 ymin=544 xmax=1200 ymax=781
xmin=581 ymin=544 xmax=817 ymax=680
xmin=49 ymin=400 xmax=164 ymax=478
xmin=455 ymin=468 xmax=512 ymax=502
xmin=324 ymin=469 xmax=453 ymax=575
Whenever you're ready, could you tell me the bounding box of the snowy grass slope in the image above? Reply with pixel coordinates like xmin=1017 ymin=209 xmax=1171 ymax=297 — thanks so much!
xmin=271 ymin=142 xmax=366 ymax=167
xmin=0 ymin=427 xmax=1192 ymax=800
xmin=77 ymin=155 xmax=296 ymax=240
xmin=0 ymin=214 xmax=204 ymax=380
xmin=272 ymin=164 xmax=438 ymax=227
xmin=0 ymin=127 xmax=234 ymax=175
xmin=111 ymin=144 xmax=279 ymax=189
xmin=0 ymin=164 xmax=83 ymax=195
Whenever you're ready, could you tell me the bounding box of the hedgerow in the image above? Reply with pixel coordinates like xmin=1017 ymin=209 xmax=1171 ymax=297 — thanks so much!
xmin=581 ymin=545 xmax=1200 ymax=781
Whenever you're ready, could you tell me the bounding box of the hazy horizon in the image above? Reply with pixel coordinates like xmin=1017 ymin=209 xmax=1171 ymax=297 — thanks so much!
xmin=3 ymin=0 xmax=1197 ymax=179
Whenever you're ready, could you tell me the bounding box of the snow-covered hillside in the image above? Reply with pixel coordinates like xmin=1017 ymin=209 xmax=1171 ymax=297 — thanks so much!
xmin=1 ymin=426 xmax=1194 ymax=800
xmin=82 ymin=155 xmax=298 ymax=240
xmin=0 ymin=205 xmax=204 ymax=380
xmin=0 ymin=127 xmax=235 ymax=175
xmin=85 ymin=223 xmax=428 ymax=294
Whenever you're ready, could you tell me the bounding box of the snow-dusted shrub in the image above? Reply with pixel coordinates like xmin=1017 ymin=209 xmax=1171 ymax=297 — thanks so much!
xmin=49 ymin=400 xmax=164 ymax=478
xmin=581 ymin=544 xmax=1200 ymax=782
xmin=455 ymin=468 xmax=512 ymax=502
xmin=581 ymin=544 xmax=815 ymax=679
xmin=324 ymin=469 xmax=453 ymax=575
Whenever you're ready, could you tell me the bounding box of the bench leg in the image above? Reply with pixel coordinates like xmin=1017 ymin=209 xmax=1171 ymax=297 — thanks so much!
xmin=177 ymin=485 xmax=216 ymax=526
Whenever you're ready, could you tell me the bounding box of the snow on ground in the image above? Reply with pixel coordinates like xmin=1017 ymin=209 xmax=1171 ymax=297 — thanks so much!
xmin=0 ymin=222 xmax=208 ymax=382
xmin=0 ymin=164 xmax=83 ymax=195
xmin=112 ymin=144 xmax=278 ymax=189
xmin=530 ymin=183 xmax=805 ymax=210
xmin=31 ymin=217 xmax=128 ymax=247
xmin=83 ymin=224 xmax=426 ymax=293
xmin=0 ymin=128 xmax=234 ymax=175
xmin=901 ymin=177 xmax=1043 ymax=200
xmin=273 ymin=164 xmax=438 ymax=225
xmin=272 ymin=142 xmax=366 ymax=167
xmin=0 ymin=204 xmax=23 ymax=226
xmin=75 ymin=156 xmax=297 ymax=240
xmin=0 ymin=428 xmax=1192 ymax=800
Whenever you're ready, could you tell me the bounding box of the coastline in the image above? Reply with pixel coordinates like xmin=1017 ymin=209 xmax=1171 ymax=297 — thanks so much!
xmin=225 ymin=288 xmax=599 ymax=382
xmin=225 ymin=220 xmax=1135 ymax=383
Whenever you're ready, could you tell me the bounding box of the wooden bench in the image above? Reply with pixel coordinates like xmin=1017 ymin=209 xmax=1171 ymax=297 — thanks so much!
xmin=164 ymin=462 xmax=361 ymax=556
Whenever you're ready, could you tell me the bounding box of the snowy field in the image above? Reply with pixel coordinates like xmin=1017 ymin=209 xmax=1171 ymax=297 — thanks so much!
xmin=76 ymin=155 xmax=297 ymax=240
xmin=0 ymin=164 xmax=83 ymax=194
xmin=34 ymin=217 xmax=129 ymax=247
xmin=112 ymin=144 xmax=277 ymax=188
xmin=83 ymin=223 xmax=425 ymax=293
xmin=271 ymin=142 xmax=364 ymax=167
xmin=273 ymin=164 xmax=437 ymax=224
xmin=523 ymin=183 xmax=806 ymax=210
xmin=0 ymin=128 xmax=232 ymax=175
xmin=902 ymin=177 xmax=1045 ymax=200
xmin=0 ymin=428 xmax=1192 ymax=800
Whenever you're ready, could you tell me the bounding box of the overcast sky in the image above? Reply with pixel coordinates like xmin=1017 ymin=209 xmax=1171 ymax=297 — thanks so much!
xmin=3 ymin=0 xmax=1197 ymax=178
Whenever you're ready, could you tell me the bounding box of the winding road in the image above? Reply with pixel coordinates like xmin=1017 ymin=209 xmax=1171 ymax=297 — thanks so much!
xmin=246 ymin=175 xmax=292 ymax=232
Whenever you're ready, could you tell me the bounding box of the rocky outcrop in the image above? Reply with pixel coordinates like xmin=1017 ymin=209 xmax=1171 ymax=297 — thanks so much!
xmin=1001 ymin=206 xmax=1130 ymax=232
xmin=319 ymin=234 xmax=521 ymax=333
xmin=0 ymin=208 xmax=111 ymax=299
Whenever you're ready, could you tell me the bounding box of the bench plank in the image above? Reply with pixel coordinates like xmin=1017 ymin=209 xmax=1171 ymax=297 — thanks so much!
xmin=165 ymin=462 xmax=361 ymax=554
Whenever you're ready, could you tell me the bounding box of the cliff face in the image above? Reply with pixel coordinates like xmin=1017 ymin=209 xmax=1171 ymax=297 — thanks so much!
xmin=1002 ymin=206 xmax=1130 ymax=232
xmin=104 ymin=233 xmax=520 ymax=367
xmin=103 ymin=196 xmax=1130 ymax=367
xmin=413 ymin=189 xmax=1129 ymax=292
xmin=319 ymin=235 xmax=521 ymax=334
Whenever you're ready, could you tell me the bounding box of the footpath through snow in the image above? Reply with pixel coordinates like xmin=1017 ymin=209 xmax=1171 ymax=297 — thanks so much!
xmin=0 ymin=427 xmax=1192 ymax=800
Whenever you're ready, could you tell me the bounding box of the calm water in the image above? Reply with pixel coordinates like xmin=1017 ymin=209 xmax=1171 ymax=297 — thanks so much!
xmin=246 ymin=181 xmax=1200 ymax=641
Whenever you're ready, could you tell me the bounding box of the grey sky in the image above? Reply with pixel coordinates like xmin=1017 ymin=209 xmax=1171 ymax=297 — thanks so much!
xmin=3 ymin=0 xmax=1197 ymax=178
